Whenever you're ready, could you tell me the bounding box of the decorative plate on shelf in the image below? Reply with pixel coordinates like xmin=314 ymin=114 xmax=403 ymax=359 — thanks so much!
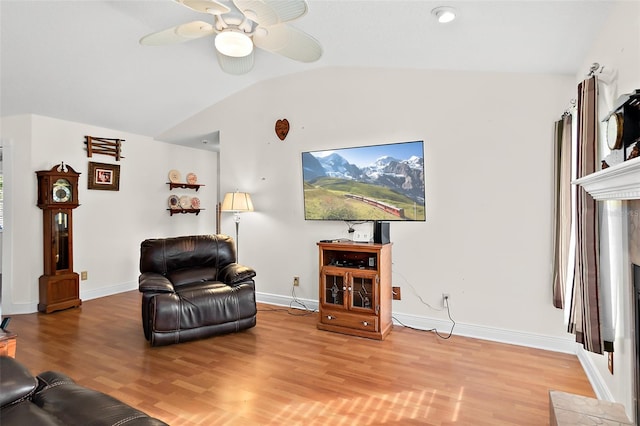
xmin=191 ymin=197 xmax=200 ymax=209
xmin=168 ymin=169 xmax=181 ymax=183
xmin=186 ymin=172 xmax=197 ymax=185
xmin=168 ymin=195 xmax=180 ymax=209
xmin=179 ymin=195 xmax=191 ymax=209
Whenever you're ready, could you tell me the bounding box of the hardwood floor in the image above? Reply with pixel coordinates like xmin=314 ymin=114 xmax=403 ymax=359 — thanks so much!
xmin=7 ymin=291 xmax=594 ymax=425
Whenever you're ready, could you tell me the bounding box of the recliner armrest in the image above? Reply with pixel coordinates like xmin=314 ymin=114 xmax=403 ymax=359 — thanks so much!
xmin=36 ymin=370 xmax=75 ymax=389
xmin=219 ymin=263 xmax=256 ymax=285
xmin=0 ymin=356 xmax=38 ymax=408
xmin=139 ymin=272 xmax=174 ymax=293
xmin=33 ymin=371 xmax=169 ymax=425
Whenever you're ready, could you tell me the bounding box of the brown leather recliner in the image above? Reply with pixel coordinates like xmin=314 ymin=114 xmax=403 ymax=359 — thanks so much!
xmin=0 ymin=356 xmax=168 ymax=425
xmin=138 ymin=234 xmax=257 ymax=347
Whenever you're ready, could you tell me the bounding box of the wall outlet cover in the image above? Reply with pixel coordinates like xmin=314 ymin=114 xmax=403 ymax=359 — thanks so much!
xmin=353 ymin=232 xmax=371 ymax=242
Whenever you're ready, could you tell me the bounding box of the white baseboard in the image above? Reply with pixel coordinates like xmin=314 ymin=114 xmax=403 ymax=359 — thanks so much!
xmin=257 ymin=291 xmax=578 ymax=352
xmin=257 ymin=291 xmax=319 ymax=311
xmin=80 ymin=281 xmax=138 ymax=302
xmin=2 ymin=281 xmax=138 ymax=315
xmin=576 ymin=350 xmax=614 ymax=401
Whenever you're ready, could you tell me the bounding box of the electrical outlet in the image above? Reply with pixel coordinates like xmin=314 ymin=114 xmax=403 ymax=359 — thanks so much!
xmin=353 ymin=232 xmax=371 ymax=242
xmin=81 ymin=271 xmax=88 ymax=281
xmin=392 ymin=286 xmax=401 ymax=300
xmin=293 ymin=276 xmax=300 ymax=287
xmin=442 ymin=293 xmax=450 ymax=307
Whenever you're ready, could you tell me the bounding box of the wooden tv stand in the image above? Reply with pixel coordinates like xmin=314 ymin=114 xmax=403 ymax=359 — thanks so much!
xmin=317 ymin=241 xmax=392 ymax=340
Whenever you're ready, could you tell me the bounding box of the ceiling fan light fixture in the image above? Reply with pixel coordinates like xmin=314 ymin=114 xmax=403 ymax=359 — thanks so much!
xmin=432 ymin=6 xmax=456 ymax=23
xmin=215 ymin=30 xmax=253 ymax=57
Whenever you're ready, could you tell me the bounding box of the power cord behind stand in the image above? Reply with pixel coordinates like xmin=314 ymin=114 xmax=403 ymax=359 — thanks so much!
xmin=392 ymin=268 xmax=456 ymax=339
xmin=288 ymin=285 xmax=316 ymax=315
xmin=392 ymin=296 xmax=455 ymax=339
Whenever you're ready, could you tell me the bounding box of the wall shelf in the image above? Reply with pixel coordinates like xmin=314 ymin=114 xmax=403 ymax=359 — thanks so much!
xmin=167 ymin=182 xmax=204 ymax=192
xmin=167 ymin=208 xmax=204 ymax=216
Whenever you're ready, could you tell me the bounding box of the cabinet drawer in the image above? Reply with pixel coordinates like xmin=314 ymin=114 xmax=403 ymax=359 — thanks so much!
xmin=320 ymin=310 xmax=378 ymax=332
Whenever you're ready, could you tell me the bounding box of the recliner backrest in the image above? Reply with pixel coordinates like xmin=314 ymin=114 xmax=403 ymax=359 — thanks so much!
xmin=139 ymin=234 xmax=236 ymax=276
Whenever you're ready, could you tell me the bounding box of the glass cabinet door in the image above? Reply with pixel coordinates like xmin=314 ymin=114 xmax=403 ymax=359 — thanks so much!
xmin=349 ymin=272 xmax=377 ymax=313
xmin=320 ymin=269 xmax=348 ymax=309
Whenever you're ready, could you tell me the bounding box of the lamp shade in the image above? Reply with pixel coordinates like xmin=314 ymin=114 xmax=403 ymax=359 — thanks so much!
xmin=221 ymin=192 xmax=254 ymax=212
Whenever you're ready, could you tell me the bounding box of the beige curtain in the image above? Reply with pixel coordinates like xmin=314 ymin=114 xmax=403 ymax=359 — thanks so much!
xmin=552 ymin=115 xmax=573 ymax=309
xmin=567 ymin=76 xmax=602 ymax=354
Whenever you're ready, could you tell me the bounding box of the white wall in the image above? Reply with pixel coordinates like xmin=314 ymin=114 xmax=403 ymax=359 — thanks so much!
xmin=173 ymin=66 xmax=579 ymax=349
xmin=575 ymin=1 xmax=640 ymax=420
xmin=1 ymin=114 xmax=218 ymax=313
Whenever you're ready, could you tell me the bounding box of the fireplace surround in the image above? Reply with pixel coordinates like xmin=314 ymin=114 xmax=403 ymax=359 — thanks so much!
xmin=634 ymin=264 xmax=640 ymax=423
xmin=575 ymin=156 xmax=640 ymax=423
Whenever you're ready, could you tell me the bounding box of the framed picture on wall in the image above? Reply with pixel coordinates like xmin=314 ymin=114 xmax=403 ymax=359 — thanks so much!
xmin=88 ymin=161 xmax=120 ymax=191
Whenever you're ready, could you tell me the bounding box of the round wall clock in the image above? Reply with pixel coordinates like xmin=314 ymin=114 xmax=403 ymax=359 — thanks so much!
xmin=606 ymin=112 xmax=624 ymax=150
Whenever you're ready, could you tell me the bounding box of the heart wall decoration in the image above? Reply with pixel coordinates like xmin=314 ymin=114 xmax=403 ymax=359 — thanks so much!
xmin=275 ymin=119 xmax=290 ymax=141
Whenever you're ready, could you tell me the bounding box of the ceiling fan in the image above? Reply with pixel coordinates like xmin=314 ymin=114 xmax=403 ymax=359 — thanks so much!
xmin=140 ymin=0 xmax=323 ymax=75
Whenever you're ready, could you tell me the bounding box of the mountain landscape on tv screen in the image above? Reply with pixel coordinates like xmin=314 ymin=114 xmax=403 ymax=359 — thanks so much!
xmin=302 ymin=144 xmax=426 ymax=221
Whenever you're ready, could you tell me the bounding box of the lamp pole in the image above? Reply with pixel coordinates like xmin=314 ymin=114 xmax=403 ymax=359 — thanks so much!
xmin=233 ymin=212 xmax=241 ymax=261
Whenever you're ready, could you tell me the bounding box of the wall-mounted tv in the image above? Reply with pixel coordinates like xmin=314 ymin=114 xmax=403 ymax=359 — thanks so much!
xmin=301 ymin=140 xmax=426 ymax=221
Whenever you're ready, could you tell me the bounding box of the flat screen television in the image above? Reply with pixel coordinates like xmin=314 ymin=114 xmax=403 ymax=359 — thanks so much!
xmin=301 ymin=140 xmax=426 ymax=221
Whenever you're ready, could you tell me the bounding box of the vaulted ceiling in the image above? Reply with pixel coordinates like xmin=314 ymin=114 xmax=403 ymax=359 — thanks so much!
xmin=1 ymin=1 xmax=614 ymax=150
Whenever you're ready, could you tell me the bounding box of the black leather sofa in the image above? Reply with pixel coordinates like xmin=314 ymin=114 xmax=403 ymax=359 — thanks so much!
xmin=138 ymin=234 xmax=257 ymax=346
xmin=0 ymin=356 xmax=167 ymax=425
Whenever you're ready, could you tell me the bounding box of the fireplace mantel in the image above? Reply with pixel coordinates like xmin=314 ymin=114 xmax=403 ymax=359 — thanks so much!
xmin=574 ymin=157 xmax=640 ymax=200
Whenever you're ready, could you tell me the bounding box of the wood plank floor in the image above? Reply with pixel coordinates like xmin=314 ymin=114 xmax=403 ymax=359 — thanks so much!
xmin=7 ymin=291 xmax=594 ymax=425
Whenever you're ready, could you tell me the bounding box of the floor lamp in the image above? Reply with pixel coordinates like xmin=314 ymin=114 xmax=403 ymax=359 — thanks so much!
xmin=220 ymin=191 xmax=254 ymax=261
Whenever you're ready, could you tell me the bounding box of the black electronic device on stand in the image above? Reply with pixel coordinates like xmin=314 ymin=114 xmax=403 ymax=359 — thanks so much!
xmin=1 ymin=317 xmax=10 ymax=330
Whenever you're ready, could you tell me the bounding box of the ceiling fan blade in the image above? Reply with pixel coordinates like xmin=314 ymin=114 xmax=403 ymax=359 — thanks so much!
xmin=140 ymin=21 xmax=215 ymax=45
xmin=216 ymin=50 xmax=255 ymax=74
xmin=233 ymin=0 xmax=307 ymax=26
xmin=177 ymin=0 xmax=230 ymax=15
xmin=254 ymin=24 xmax=322 ymax=63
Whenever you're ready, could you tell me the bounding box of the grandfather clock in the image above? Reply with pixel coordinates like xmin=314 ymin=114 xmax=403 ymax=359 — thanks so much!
xmin=36 ymin=163 xmax=82 ymax=313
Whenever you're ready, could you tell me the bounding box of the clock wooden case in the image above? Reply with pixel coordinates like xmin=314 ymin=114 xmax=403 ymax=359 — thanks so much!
xmin=604 ymin=90 xmax=640 ymax=155
xmin=36 ymin=163 xmax=82 ymax=313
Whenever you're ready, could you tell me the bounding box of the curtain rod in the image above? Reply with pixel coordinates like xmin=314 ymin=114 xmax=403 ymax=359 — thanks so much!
xmin=562 ymin=99 xmax=576 ymax=117
xmin=587 ymin=62 xmax=604 ymax=77
xmin=560 ymin=63 xmax=605 ymax=118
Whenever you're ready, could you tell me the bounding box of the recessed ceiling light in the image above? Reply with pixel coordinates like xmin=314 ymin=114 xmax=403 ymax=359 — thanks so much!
xmin=432 ymin=6 xmax=457 ymax=24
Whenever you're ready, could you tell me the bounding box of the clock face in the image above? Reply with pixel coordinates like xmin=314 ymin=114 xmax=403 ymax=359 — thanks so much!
xmin=52 ymin=178 xmax=72 ymax=203
xmin=606 ymin=113 xmax=623 ymax=150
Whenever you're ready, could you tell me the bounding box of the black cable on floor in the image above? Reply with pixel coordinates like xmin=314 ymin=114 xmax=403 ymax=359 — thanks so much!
xmin=392 ymin=297 xmax=455 ymax=339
